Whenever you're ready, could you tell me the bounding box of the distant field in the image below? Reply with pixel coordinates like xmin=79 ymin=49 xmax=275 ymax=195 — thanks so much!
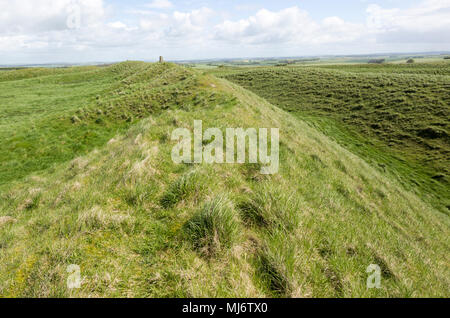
xmin=216 ymin=62 xmax=450 ymax=213
xmin=315 ymin=62 xmax=450 ymax=75
xmin=187 ymin=54 xmax=450 ymax=68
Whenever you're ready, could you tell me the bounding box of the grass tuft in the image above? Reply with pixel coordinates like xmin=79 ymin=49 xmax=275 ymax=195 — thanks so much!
xmin=160 ymin=170 xmax=201 ymax=209
xmin=256 ymin=229 xmax=297 ymax=297
xmin=238 ymin=186 xmax=301 ymax=231
xmin=77 ymin=206 xmax=133 ymax=232
xmin=183 ymin=195 xmax=241 ymax=256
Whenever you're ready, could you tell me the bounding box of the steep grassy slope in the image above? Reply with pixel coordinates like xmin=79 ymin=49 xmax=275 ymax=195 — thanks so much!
xmin=218 ymin=63 xmax=450 ymax=213
xmin=0 ymin=62 xmax=224 ymax=185
xmin=0 ymin=63 xmax=448 ymax=297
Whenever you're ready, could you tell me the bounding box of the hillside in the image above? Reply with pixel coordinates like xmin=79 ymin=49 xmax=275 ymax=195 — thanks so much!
xmin=0 ymin=62 xmax=221 ymax=185
xmin=217 ymin=63 xmax=450 ymax=213
xmin=0 ymin=62 xmax=449 ymax=298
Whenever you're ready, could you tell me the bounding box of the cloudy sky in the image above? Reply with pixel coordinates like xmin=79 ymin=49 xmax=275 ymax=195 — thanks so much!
xmin=1 ymin=0 xmax=449 ymax=64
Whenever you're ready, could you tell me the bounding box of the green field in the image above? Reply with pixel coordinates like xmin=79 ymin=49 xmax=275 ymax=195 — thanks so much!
xmin=0 ymin=62 xmax=449 ymax=297
xmin=185 ymin=54 xmax=450 ymax=68
xmin=0 ymin=62 xmax=223 ymax=185
xmin=216 ymin=62 xmax=450 ymax=213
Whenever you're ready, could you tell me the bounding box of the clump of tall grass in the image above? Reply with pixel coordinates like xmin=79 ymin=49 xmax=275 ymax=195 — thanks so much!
xmin=77 ymin=206 xmax=133 ymax=232
xmin=160 ymin=170 xmax=202 ymax=208
xmin=19 ymin=189 xmax=42 ymax=211
xmin=183 ymin=195 xmax=241 ymax=256
xmin=256 ymin=229 xmax=298 ymax=297
xmin=238 ymin=185 xmax=301 ymax=232
xmin=120 ymin=183 xmax=158 ymax=208
xmin=0 ymin=216 xmax=16 ymax=227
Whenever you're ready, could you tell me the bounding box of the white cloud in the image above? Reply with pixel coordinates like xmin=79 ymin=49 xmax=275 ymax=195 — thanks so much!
xmin=0 ymin=0 xmax=449 ymax=63
xmin=0 ymin=0 xmax=105 ymax=34
xmin=214 ymin=1 xmax=450 ymax=49
xmin=145 ymin=0 xmax=173 ymax=10
xmin=107 ymin=21 xmax=137 ymax=32
xmin=214 ymin=7 xmax=363 ymax=45
xmin=366 ymin=0 xmax=450 ymax=43
xmin=107 ymin=21 xmax=127 ymax=29
xmin=138 ymin=7 xmax=214 ymax=44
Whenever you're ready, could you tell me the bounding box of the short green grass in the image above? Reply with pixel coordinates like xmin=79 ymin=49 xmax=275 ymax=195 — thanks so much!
xmin=0 ymin=62 xmax=448 ymax=298
xmin=0 ymin=62 xmax=231 ymax=185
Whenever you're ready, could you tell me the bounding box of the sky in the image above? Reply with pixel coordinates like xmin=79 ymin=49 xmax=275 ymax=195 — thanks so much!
xmin=0 ymin=0 xmax=449 ymax=64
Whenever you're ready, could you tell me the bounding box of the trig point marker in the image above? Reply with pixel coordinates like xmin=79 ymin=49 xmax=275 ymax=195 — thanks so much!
xmin=159 ymin=56 xmax=164 ymax=63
